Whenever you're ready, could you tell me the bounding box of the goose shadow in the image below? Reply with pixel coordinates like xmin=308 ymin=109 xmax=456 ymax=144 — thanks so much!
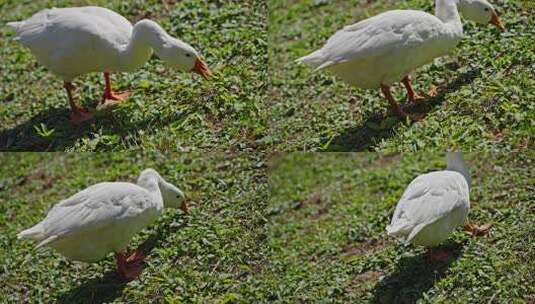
xmin=0 ymin=100 xmax=189 ymax=151
xmin=323 ymin=68 xmax=481 ymax=152
xmin=56 ymin=218 xmax=188 ymax=304
xmin=371 ymin=240 xmax=464 ymax=304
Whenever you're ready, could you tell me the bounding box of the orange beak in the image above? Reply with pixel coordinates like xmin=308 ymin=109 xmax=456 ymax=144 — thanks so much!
xmin=193 ymin=58 xmax=212 ymax=79
xmin=490 ymin=12 xmax=505 ymax=31
xmin=180 ymin=200 xmax=190 ymax=214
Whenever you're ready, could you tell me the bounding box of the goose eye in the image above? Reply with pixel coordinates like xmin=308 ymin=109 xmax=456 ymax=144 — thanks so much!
xmin=484 ymin=8 xmax=489 ymax=11
xmin=185 ymin=53 xmax=191 ymax=57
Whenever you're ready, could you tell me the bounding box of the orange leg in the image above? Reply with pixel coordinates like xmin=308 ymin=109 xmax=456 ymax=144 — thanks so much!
xmin=381 ymin=84 xmax=423 ymax=122
xmin=115 ymin=250 xmax=145 ymax=281
xmin=380 ymin=84 xmax=408 ymax=119
xmin=402 ymin=75 xmax=425 ymax=104
xmin=126 ymin=249 xmax=146 ymax=263
xmin=102 ymin=72 xmax=131 ymax=105
xmin=64 ymin=81 xmax=93 ymax=124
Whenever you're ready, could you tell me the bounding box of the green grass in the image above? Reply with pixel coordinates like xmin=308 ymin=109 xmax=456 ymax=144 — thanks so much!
xmin=258 ymin=152 xmax=534 ymax=303
xmin=1 ymin=0 xmax=533 ymax=152
xmin=0 ymin=152 xmax=268 ymax=302
xmin=0 ymin=0 xmax=267 ymax=151
xmin=268 ymin=0 xmax=534 ymax=152
xmin=1 ymin=0 xmax=534 ymax=302
xmin=2 ymin=152 xmax=533 ymax=303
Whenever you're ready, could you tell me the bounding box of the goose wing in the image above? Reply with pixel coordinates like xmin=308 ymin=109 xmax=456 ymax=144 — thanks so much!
xmin=24 ymin=182 xmax=153 ymax=246
xmin=305 ymin=10 xmax=446 ymax=70
xmin=387 ymin=171 xmax=468 ymax=237
xmin=9 ymin=6 xmax=131 ymax=47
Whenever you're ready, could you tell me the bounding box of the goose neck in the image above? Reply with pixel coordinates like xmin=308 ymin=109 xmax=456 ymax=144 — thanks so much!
xmin=137 ymin=170 xmax=165 ymax=210
xmin=435 ymin=0 xmax=463 ymax=36
xmin=121 ymin=19 xmax=176 ymax=71
xmin=119 ymin=19 xmax=171 ymax=71
xmin=446 ymin=152 xmax=471 ymax=187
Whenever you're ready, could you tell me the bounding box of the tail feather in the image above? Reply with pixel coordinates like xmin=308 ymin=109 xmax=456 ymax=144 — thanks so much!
xmin=7 ymin=21 xmax=23 ymax=31
xmin=295 ymin=49 xmax=323 ymax=64
xmin=7 ymin=21 xmax=23 ymax=40
xmin=295 ymin=49 xmax=331 ymax=71
xmin=18 ymin=224 xmax=45 ymax=241
xmin=386 ymin=220 xmax=412 ymax=237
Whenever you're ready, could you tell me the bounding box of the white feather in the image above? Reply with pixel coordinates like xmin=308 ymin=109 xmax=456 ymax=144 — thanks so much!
xmin=18 ymin=169 xmax=183 ymax=263
xmin=386 ymin=153 xmax=470 ymax=247
xmin=7 ymin=6 xmax=200 ymax=81
xmin=296 ymin=0 xmax=499 ymax=89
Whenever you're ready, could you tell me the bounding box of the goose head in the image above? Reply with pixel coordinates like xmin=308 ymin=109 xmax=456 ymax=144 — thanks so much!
xmin=137 ymin=168 xmax=189 ymax=213
xmin=459 ymin=0 xmax=505 ymax=31
xmin=133 ymin=20 xmax=212 ymax=79
xmin=157 ymin=38 xmax=212 ymax=79
xmin=159 ymin=179 xmax=189 ymax=214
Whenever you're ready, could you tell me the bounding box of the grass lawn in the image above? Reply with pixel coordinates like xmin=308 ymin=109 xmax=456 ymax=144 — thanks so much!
xmin=0 ymin=0 xmax=267 ymax=152
xmin=1 ymin=0 xmax=534 ymax=302
xmin=260 ymin=152 xmax=534 ymax=302
xmin=1 ymin=153 xmax=533 ymax=303
xmin=268 ymin=0 xmax=534 ymax=152
xmin=0 ymin=152 xmax=268 ymax=302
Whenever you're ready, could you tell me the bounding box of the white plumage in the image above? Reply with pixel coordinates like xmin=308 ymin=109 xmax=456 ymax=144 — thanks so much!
xmin=386 ymin=152 xmax=470 ymax=247
xmin=9 ymin=7 xmax=136 ymax=81
xmin=297 ymin=9 xmax=461 ymax=89
xmin=297 ymin=0 xmax=504 ymax=119
xmin=7 ymin=6 xmax=212 ymax=123
xmin=18 ymin=169 xmax=188 ymax=268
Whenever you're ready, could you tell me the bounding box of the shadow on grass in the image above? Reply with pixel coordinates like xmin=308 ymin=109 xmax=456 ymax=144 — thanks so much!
xmin=371 ymin=240 xmax=464 ymax=304
xmin=0 ymin=104 xmax=185 ymax=151
xmin=56 ymin=218 xmax=187 ymax=304
xmin=56 ymin=270 xmax=128 ymax=304
xmin=324 ymin=69 xmax=481 ymax=152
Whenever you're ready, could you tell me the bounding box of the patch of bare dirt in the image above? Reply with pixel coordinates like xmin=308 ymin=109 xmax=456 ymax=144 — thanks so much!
xmin=342 ymin=238 xmax=391 ymax=258
xmin=310 ymin=205 xmax=330 ymax=220
xmin=293 ymin=192 xmax=323 ymax=210
xmin=293 ymin=192 xmax=333 ymax=220
xmin=346 ymin=270 xmax=384 ymax=294
xmin=12 ymin=169 xmax=55 ymax=195
xmin=266 ymin=152 xmax=288 ymax=173
xmin=205 ymin=113 xmax=225 ymax=133
xmin=368 ymin=153 xmax=401 ymax=170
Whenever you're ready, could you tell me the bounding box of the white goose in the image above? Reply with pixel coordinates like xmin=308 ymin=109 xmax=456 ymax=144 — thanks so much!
xmin=18 ymin=168 xmax=189 ymax=281
xmin=386 ymin=152 xmax=489 ymax=260
xmin=8 ymin=6 xmax=212 ymax=124
xmin=296 ymin=0 xmax=504 ymax=120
